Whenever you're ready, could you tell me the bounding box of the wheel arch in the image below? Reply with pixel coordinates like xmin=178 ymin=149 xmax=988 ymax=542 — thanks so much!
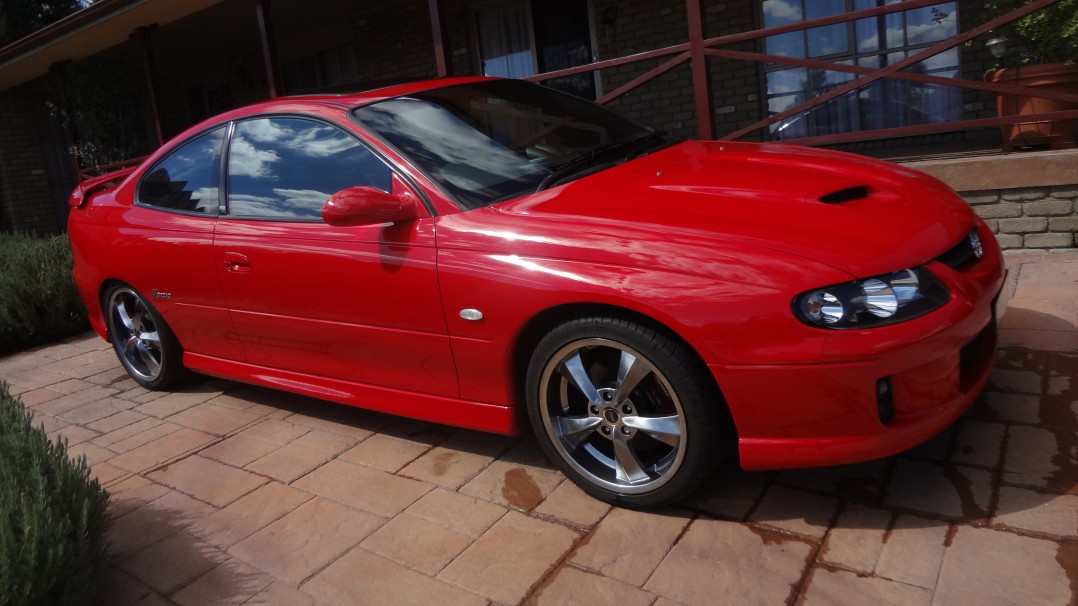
xmin=510 ymin=302 xmax=733 ymax=431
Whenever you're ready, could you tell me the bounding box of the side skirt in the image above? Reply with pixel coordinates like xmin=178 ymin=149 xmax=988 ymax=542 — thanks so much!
xmin=184 ymin=352 xmax=521 ymax=435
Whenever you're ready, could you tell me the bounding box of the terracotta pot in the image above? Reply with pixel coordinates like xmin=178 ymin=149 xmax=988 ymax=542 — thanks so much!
xmin=985 ymin=61 xmax=1078 ymax=152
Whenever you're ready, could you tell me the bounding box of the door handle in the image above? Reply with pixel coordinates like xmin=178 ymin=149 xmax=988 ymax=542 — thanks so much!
xmin=223 ymin=252 xmax=251 ymax=273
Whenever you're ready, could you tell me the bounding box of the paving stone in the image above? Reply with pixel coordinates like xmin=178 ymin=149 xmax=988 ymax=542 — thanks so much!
xmin=192 ymin=482 xmax=314 ymax=548
xmin=15 ymin=386 xmax=64 ymax=406
xmin=244 ymin=429 xmax=356 ymax=483
xmin=570 ymin=506 xmax=690 ymax=585
xmin=1004 ymin=425 xmax=1075 ymax=493
xmin=885 ymin=460 xmax=992 ymax=522
xmin=1013 ymin=260 xmax=1078 ymax=300
xmin=874 ymin=514 xmax=948 ymax=590
xmin=93 ymin=418 xmax=175 ymax=451
xmin=399 ymin=445 xmax=494 ymax=489
xmin=148 ymin=455 xmax=267 ymax=507
xmin=438 ymin=510 xmax=579 ymax=604
xmin=293 ymin=458 xmax=431 ymax=517
xmin=108 ymin=428 xmax=217 ymax=473
xmin=339 ymin=432 xmax=431 ymax=472
xmin=51 ymin=424 xmax=101 ymax=448
xmin=87 ymin=409 xmax=148 ymax=434
xmin=998 ymin=328 xmax=1078 ymax=352
xmin=198 ymin=419 xmax=308 ymax=467
xmin=134 ymin=387 xmax=223 ymax=418
xmin=934 ymin=525 xmax=1073 ymax=605
xmin=993 ymin=485 xmax=1078 ymax=538
xmin=67 ymin=441 xmax=116 ymax=467
xmin=800 ymin=567 xmax=932 ymax=606
xmin=91 ymin=461 xmax=129 ymax=485
xmin=682 ymin=465 xmax=770 ymax=520
xmin=170 ymin=558 xmax=275 ymax=606
xmin=245 ymin=582 xmax=315 ymax=606
xmin=819 ymin=505 xmax=891 ymax=573
xmin=775 ymin=460 xmax=889 ymax=502
xmin=360 ymin=513 xmax=473 ymax=575
xmin=987 ymin=368 xmax=1042 ymax=395
xmin=108 ymin=491 xmax=214 ymax=559
xmin=533 ymin=478 xmax=612 ymax=528
xmin=643 ymin=518 xmax=813 ymax=605
xmin=950 ymin=419 xmax=1005 ymax=468
xmin=97 ymin=564 xmax=154 ymax=606
xmin=58 ymin=396 xmax=136 ymax=425
xmin=119 ymin=531 xmax=228 ymax=596
xmin=405 ymin=488 xmax=507 ymax=538
xmin=107 ymin=475 xmax=172 ymax=519
xmin=3 ymin=367 xmax=68 ymax=391
xmin=999 ymin=298 xmax=1078 ymax=331
xmin=751 ymin=485 xmax=837 ymax=539
xmin=303 ymin=548 xmax=486 ymax=606
xmin=229 ymin=497 xmax=383 ymax=585
xmin=283 ymin=405 xmax=386 ymax=439
xmin=978 ymin=392 xmax=1042 ymax=424
xmin=534 ymin=567 xmax=655 ymax=606
xmin=34 ymin=385 xmax=120 ymax=416
xmin=459 ymin=459 xmax=564 ymax=512
xmin=166 ymin=402 xmax=264 ymax=436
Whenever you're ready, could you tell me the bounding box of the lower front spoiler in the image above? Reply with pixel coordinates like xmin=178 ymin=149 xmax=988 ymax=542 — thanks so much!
xmin=715 ymin=317 xmax=997 ymax=472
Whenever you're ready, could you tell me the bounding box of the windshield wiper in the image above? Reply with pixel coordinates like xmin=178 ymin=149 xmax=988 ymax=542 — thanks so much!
xmin=535 ymin=131 xmax=672 ymax=192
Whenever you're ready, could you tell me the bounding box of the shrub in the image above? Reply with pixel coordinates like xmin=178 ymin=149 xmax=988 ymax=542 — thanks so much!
xmin=0 ymin=233 xmax=89 ymax=356
xmin=0 ymin=383 xmax=110 ymax=605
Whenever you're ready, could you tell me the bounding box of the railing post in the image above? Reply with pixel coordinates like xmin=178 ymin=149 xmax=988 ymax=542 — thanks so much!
xmin=686 ymin=0 xmax=713 ymax=140
xmin=256 ymin=0 xmax=282 ymax=98
xmin=429 ymin=0 xmax=451 ymax=77
xmin=133 ymin=25 xmax=165 ymax=146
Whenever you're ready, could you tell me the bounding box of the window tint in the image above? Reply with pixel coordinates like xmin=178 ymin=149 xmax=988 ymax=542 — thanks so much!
xmin=138 ymin=126 xmax=225 ymax=214
xmin=227 ymin=117 xmax=391 ymax=220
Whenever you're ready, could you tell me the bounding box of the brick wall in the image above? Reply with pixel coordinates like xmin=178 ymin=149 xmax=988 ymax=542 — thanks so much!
xmin=0 ymin=87 xmax=62 ymax=234
xmin=351 ymin=0 xmax=438 ymax=84
xmin=962 ymin=186 xmax=1078 ymax=250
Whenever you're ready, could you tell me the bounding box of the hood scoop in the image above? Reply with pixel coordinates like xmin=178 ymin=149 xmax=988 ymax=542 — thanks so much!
xmin=819 ymin=185 xmax=870 ymax=204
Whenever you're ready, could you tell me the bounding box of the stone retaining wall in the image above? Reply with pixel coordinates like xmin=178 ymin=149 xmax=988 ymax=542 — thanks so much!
xmin=959 ymin=186 xmax=1078 ymax=251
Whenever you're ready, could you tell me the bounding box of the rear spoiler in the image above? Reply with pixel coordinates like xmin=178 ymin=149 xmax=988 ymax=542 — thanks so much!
xmin=69 ymin=166 xmax=138 ymax=209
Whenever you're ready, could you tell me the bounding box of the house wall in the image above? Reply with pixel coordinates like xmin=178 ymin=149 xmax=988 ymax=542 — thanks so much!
xmin=0 ymin=84 xmax=64 ymax=234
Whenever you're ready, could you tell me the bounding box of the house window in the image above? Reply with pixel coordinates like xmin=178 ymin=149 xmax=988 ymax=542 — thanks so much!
xmin=474 ymin=0 xmax=597 ymax=99
xmin=762 ymin=0 xmax=961 ymax=140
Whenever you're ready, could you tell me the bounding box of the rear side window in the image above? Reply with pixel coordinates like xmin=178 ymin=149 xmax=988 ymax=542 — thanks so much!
xmin=138 ymin=127 xmax=225 ymax=214
xmin=226 ymin=117 xmax=391 ymax=221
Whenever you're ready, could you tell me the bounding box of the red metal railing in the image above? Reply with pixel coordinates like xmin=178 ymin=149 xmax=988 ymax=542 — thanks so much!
xmin=525 ymin=0 xmax=1078 ymax=145
xmin=77 ymin=155 xmax=148 ymax=181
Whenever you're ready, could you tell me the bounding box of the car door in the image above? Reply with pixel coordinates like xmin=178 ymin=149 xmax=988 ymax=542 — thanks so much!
xmin=212 ymin=115 xmax=458 ymax=397
xmin=123 ymin=125 xmax=245 ymax=361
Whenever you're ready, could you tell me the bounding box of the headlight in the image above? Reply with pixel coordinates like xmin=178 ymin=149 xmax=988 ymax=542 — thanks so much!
xmin=794 ymin=268 xmax=950 ymax=329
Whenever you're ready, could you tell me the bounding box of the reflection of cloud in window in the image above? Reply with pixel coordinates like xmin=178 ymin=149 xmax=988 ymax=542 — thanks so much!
xmin=271 ymin=188 xmax=332 ymax=208
xmin=237 ymin=118 xmax=356 ymax=159
xmin=858 ymin=21 xmax=953 ymax=52
xmin=361 ymin=100 xmax=541 ymax=191
xmin=763 ymin=0 xmax=801 ymax=22
xmin=230 ymin=137 xmax=280 ymax=179
xmin=229 ymin=193 xmax=321 ymax=219
xmin=290 ymin=127 xmax=357 ymax=158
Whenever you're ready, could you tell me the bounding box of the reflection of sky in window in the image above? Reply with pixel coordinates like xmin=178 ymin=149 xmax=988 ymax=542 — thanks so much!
xmin=356 ymin=98 xmax=546 ymax=207
xmin=227 ymin=118 xmax=389 ymax=220
xmin=764 ymin=1 xmax=961 ymax=138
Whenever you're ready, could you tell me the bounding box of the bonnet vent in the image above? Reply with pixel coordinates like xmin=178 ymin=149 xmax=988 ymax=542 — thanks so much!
xmin=819 ymin=185 xmax=870 ymax=204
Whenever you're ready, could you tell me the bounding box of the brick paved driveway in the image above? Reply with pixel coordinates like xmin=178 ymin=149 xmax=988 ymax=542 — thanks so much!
xmin=2 ymin=251 xmax=1075 ymax=605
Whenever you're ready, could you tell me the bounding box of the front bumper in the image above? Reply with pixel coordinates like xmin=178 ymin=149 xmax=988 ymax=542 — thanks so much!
xmin=715 ymin=247 xmax=1005 ymax=471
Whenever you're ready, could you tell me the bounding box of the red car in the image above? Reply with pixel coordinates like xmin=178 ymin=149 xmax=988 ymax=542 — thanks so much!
xmin=68 ymin=77 xmax=1003 ymax=507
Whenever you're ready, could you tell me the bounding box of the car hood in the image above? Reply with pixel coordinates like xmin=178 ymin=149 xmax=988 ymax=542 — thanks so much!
xmin=483 ymin=140 xmax=976 ymax=278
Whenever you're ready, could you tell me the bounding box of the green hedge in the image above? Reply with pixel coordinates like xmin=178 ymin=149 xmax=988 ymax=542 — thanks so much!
xmin=0 ymin=233 xmax=89 ymax=357
xmin=0 ymin=383 xmax=110 ymax=605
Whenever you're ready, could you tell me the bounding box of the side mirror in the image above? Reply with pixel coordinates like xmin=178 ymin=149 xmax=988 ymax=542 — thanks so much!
xmin=322 ymin=186 xmax=418 ymax=227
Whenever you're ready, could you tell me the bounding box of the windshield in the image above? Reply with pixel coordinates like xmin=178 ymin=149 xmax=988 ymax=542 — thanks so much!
xmin=351 ymin=80 xmax=657 ymax=210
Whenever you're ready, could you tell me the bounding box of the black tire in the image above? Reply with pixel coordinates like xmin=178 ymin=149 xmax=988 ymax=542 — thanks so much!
xmin=525 ymin=316 xmax=727 ymax=508
xmin=104 ymin=284 xmax=186 ymax=390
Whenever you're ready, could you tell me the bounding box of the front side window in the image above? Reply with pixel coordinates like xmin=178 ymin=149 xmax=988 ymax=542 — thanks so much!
xmin=226 ymin=117 xmax=391 ymax=220
xmin=138 ymin=127 xmax=225 ymax=214
xmin=762 ymin=0 xmax=961 ymax=140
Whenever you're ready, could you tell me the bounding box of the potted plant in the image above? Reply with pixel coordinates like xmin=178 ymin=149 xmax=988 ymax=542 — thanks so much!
xmin=982 ymin=0 xmax=1078 ymax=151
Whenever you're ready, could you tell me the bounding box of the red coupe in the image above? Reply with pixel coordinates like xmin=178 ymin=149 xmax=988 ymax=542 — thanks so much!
xmin=68 ymin=77 xmax=1004 ymax=507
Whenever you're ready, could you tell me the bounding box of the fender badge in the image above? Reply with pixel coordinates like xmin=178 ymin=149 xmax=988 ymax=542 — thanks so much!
xmin=151 ymin=289 xmax=172 ymax=300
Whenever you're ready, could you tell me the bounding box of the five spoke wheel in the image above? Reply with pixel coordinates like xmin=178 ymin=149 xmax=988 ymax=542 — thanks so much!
xmin=105 ymin=285 xmax=184 ymax=389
